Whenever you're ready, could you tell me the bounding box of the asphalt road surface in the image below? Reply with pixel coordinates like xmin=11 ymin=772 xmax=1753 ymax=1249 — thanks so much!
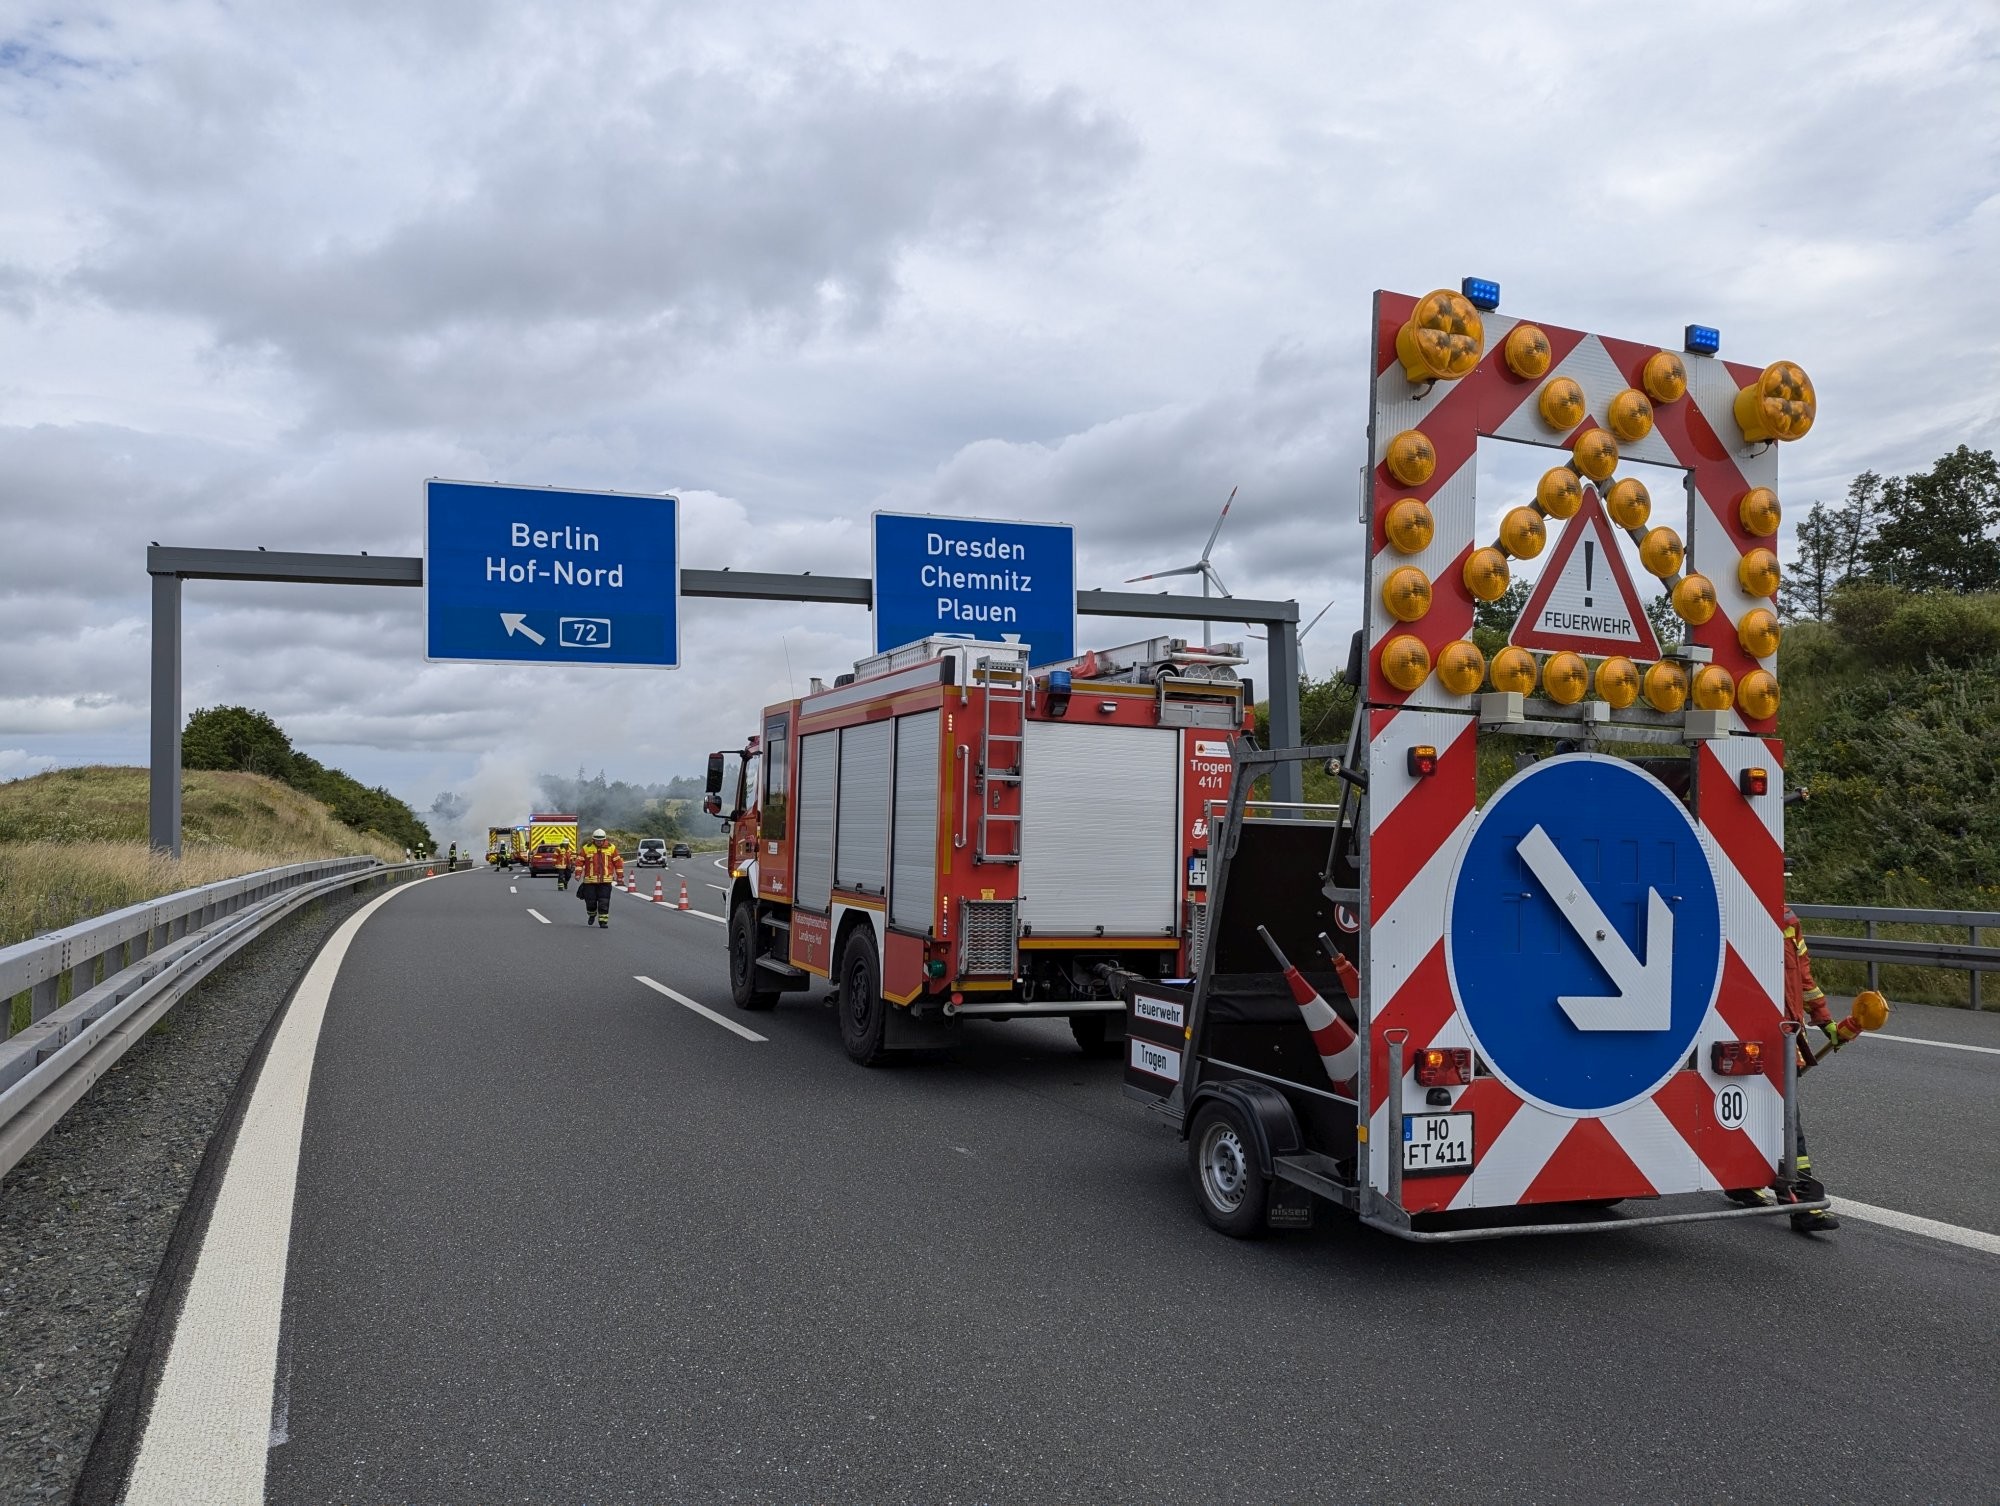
xmin=117 ymin=866 xmax=2000 ymax=1504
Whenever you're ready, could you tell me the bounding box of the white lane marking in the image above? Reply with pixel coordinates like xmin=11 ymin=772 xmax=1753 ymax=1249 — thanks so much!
xmin=1871 ymin=1032 xmax=2000 ymax=1057
xmin=527 ymin=908 xmax=550 ymax=925
xmin=509 ymin=886 xmax=517 ymax=894
xmin=1835 ymin=1199 xmax=2000 ymax=1256
xmin=707 ymin=883 xmax=730 ymax=894
xmin=634 ymin=976 xmax=767 ymax=1041
xmin=124 ymin=873 xmax=444 ymax=1504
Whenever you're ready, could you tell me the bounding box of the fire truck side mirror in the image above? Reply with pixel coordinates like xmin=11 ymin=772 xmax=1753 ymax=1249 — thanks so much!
xmin=704 ymin=752 xmax=726 ymax=796
xmin=703 ymin=793 xmax=722 ymax=818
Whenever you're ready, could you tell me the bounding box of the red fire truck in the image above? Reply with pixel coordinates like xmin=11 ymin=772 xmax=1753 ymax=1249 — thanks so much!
xmin=704 ymin=634 xmax=1253 ymax=1064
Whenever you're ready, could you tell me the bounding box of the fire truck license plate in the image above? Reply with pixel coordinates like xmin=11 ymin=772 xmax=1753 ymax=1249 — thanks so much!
xmin=1402 ymin=1112 xmax=1472 ymax=1173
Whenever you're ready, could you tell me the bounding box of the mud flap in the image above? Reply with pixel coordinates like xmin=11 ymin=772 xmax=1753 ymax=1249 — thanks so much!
xmin=1267 ymin=1179 xmax=1315 ymax=1230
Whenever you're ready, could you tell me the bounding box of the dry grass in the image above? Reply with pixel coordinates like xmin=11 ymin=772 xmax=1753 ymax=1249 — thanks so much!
xmin=0 ymin=766 xmax=403 ymax=948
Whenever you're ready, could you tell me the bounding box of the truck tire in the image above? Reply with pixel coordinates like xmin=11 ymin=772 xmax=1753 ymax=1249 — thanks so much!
xmin=1068 ymin=1013 xmax=1121 ymax=1059
xmin=837 ymin=927 xmax=889 ymax=1067
xmin=729 ymin=904 xmax=780 ymax=1012
xmin=1188 ymin=1101 xmax=1270 ymax=1238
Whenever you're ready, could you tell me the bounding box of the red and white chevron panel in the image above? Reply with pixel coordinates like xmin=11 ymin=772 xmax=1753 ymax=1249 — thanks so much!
xmin=1362 ymin=290 xmax=1791 ymax=1211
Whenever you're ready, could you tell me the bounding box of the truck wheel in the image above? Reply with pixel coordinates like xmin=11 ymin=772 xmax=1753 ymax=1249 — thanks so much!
xmin=1188 ymin=1101 xmax=1270 ymax=1238
xmin=729 ymin=904 xmax=780 ymax=1012
xmin=1068 ymin=1013 xmax=1121 ymax=1059
xmin=837 ymin=927 xmax=889 ymax=1067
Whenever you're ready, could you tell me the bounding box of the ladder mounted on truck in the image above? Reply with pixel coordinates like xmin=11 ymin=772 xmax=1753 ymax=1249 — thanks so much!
xmin=973 ymin=654 xmax=1024 ymax=865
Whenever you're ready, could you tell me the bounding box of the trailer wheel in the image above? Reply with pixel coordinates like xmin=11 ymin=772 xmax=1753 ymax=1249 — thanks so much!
xmin=837 ymin=928 xmax=889 ymax=1067
xmin=1068 ymin=1013 xmax=1120 ymax=1059
xmin=729 ymin=904 xmax=779 ymax=1012
xmin=1188 ymin=1102 xmax=1270 ymax=1238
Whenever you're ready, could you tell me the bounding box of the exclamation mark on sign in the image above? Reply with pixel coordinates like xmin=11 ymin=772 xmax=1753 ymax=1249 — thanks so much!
xmin=1583 ymin=540 xmax=1595 ymax=608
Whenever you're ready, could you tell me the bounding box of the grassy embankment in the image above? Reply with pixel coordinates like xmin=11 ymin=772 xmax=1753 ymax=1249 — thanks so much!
xmin=0 ymin=765 xmax=403 ymax=951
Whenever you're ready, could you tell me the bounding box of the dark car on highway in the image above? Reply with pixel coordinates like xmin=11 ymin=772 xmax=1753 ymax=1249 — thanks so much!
xmin=671 ymin=842 xmax=692 ymax=859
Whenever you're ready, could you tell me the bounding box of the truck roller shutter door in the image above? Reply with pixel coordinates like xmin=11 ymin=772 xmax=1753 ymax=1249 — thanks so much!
xmin=835 ymin=720 xmax=891 ymax=895
xmin=1020 ymin=721 xmax=1178 ymax=936
xmin=890 ymin=710 xmax=941 ymax=931
xmin=796 ymin=729 xmax=838 ymax=912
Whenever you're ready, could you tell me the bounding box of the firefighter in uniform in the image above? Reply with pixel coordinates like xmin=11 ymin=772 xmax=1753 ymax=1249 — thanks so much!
xmin=555 ymin=838 xmax=574 ymax=892
xmin=574 ymin=828 xmax=623 ymax=928
xmin=1732 ymin=908 xmax=1851 ymax=1232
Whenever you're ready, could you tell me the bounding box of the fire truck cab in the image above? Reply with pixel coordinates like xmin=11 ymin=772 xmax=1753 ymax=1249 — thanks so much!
xmin=706 ymin=634 xmax=1253 ymax=1064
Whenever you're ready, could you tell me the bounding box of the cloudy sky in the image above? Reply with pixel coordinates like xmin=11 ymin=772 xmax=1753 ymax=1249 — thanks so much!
xmin=2 ymin=2 xmax=1995 ymax=835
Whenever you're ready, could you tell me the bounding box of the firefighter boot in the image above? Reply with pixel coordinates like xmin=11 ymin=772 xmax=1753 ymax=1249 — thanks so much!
xmin=598 ymin=914 xmax=610 ymax=928
xmin=1792 ymin=1208 xmax=1841 ymax=1233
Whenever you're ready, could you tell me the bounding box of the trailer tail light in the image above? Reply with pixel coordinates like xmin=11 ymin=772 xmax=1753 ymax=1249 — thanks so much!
xmin=1739 ymin=766 xmax=1768 ymax=797
xmin=1711 ymin=1040 xmax=1764 ymax=1076
xmin=1414 ymin=1046 xmax=1469 ymax=1086
xmin=1407 ymin=745 xmax=1438 ymax=778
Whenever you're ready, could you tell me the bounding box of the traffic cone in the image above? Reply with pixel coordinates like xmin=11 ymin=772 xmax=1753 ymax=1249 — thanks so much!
xmin=677 ymin=878 xmax=690 ymax=911
xmin=1257 ymin=926 xmax=1359 ymax=1090
xmin=652 ymin=876 xmax=665 ymax=904
xmin=425 ymin=866 xmax=434 ymax=877
xmin=625 ymin=874 xmax=637 ymax=893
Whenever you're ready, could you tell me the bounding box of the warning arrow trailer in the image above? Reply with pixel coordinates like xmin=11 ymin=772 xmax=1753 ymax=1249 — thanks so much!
xmin=1127 ymin=284 xmax=1825 ymax=1242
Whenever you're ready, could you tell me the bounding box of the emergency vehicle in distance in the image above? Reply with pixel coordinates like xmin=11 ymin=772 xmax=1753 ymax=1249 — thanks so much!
xmin=1123 ymin=286 xmax=1830 ymax=1243
xmin=487 ymin=826 xmax=517 ymax=867
xmin=704 ymin=634 xmax=1253 ymax=1064
xmin=524 ymin=813 xmax=578 ymax=877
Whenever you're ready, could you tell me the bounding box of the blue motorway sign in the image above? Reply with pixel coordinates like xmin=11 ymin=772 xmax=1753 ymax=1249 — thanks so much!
xmin=1445 ymin=755 xmax=1723 ymax=1116
xmin=425 ymin=480 xmax=679 ymax=667
xmin=872 ymin=512 xmax=1076 ymax=667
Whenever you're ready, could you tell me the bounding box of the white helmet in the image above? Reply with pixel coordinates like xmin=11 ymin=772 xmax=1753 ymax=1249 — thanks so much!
xmin=592 ymin=828 xmax=608 ymax=839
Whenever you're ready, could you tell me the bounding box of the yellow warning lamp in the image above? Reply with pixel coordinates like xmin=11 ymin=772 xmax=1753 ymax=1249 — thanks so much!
xmin=1396 ymin=289 xmax=1486 ymax=382
xmin=1739 ymin=487 xmax=1781 ymax=537
xmin=1851 ymin=990 xmax=1890 ymax=1031
xmin=1605 ymin=476 xmax=1651 ymax=529
xmin=1384 ymin=498 xmax=1436 ymax=554
xmin=1537 ymin=467 xmax=1582 ymax=519
xmin=1386 ymin=429 xmax=1437 ymax=487
xmin=1436 ymin=640 xmax=1487 ymax=695
xmin=1595 ymin=656 xmax=1641 ymax=709
xmin=1499 ymin=506 xmax=1547 ymax=560
xmin=1543 ymin=651 xmax=1589 ymax=705
xmin=1382 ymin=565 xmax=1434 ymax=623
xmin=1608 ymin=388 xmax=1655 ymax=443
xmin=1734 ymin=360 xmax=1816 ymax=442
xmin=1639 ymin=526 xmax=1685 ymax=578
xmin=1642 ymin=660 xmax=1689 ymax=712
xmin=1573 ymin=428 xmax=1619 ymax=481
xmin=1642 ymin=350 xmax=1687 ymax=405
xmin=1739 ymin=547 xmax=1781 ymax=599
xmin=1504 ymin=324 xmax=1552 ymax=379
xmin=1738 ymin=607 xmax=1782 ymax=658
xmin=1672 ymin=572 xmax=1719 ymax=625
xmin=1738 ymin=668 xmax=1781 ymax=720
xmin=1462 ymin=546 xmax=1511 ymax=602
xmin=1692 ymin=663 xmax=1736 ymax=711
xmin=1490 ymin=646 xmax=1538 ymax=694
xmin=1381 ymin=634 xmax=1433 ymax=691
xmin=1538 ymin=377 xmax=1587 ymax=431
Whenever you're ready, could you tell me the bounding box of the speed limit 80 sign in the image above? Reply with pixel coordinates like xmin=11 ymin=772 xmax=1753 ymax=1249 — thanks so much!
xmin=1715 ymin=1082 xmax=1750 ymax=1131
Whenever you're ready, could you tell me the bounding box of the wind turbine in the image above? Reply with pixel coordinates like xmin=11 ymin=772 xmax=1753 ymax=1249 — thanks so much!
xmin=1125 ymin=486 xmax=1237 ymax=648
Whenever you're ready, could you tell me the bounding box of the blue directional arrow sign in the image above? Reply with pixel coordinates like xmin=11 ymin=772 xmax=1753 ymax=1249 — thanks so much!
xmin=425 ymin=480 xmax=679 ymax=667
xmin=872 ymin=512 xmax=1076 ymax=667
xmin=1445 ymin=755 xmax=1723 ymax=1116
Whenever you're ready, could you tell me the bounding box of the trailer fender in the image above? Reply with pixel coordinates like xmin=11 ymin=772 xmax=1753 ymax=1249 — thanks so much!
xmin=1185 ymin=1080 xmax=1302 ymax=1176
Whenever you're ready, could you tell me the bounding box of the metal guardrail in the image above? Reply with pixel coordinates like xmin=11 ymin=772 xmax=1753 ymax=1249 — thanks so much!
xmin=0 ymin=856 xmax=434 ymax=1181
xmin=1792 ymin=903 xmax=1999 ymax=1011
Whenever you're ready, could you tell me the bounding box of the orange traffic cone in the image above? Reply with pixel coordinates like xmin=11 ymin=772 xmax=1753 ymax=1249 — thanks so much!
xmin=425 ymin=867 xmax=434 ymax=877
xmin=652 ymin=876 xmax=665 ymax=904
xmin=1258 ymin=926 xmax=1359 ymax=1090
xmin=677 ymin=878 xmax=690 ymax=910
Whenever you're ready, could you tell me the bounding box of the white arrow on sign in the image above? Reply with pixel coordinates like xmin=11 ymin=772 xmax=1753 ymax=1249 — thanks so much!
xmin=500 ymin=613 xmax=546 ymax=646
xmin=1516 ymin=824 xmax=1673 ymax=1032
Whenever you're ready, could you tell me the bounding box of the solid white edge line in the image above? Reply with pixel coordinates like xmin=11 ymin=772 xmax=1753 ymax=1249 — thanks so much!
xmin=1834 ymin=1199 xmax=2000 ymax=1256
xmin=527 ymin=908 xmax=550 ymax=924
xmin=123 ymin=872 xmax=447 ymax=1505
xmin=1871 ymin=1032 xmax=2000 ymax=1057
xmin=634 ymin=976 xmax=768 ymax=1041
xmin=706 ymin=883 xmax=730 ymax=893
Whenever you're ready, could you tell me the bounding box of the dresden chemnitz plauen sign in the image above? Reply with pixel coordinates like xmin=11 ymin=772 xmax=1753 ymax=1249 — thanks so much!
xmin=870 ymin=511 xmax=1077 ymax=667
xmin=425 ymin=479 xmax=680 ymax=667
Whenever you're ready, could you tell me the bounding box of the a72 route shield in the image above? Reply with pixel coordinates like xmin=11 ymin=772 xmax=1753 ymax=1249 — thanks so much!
xmin=1444 ymin=755 xmax=1723 ymax=1117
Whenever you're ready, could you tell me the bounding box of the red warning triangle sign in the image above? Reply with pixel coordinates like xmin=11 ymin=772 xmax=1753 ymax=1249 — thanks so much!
xmin=1508 ymin=484 xmax=1663 ymax=659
